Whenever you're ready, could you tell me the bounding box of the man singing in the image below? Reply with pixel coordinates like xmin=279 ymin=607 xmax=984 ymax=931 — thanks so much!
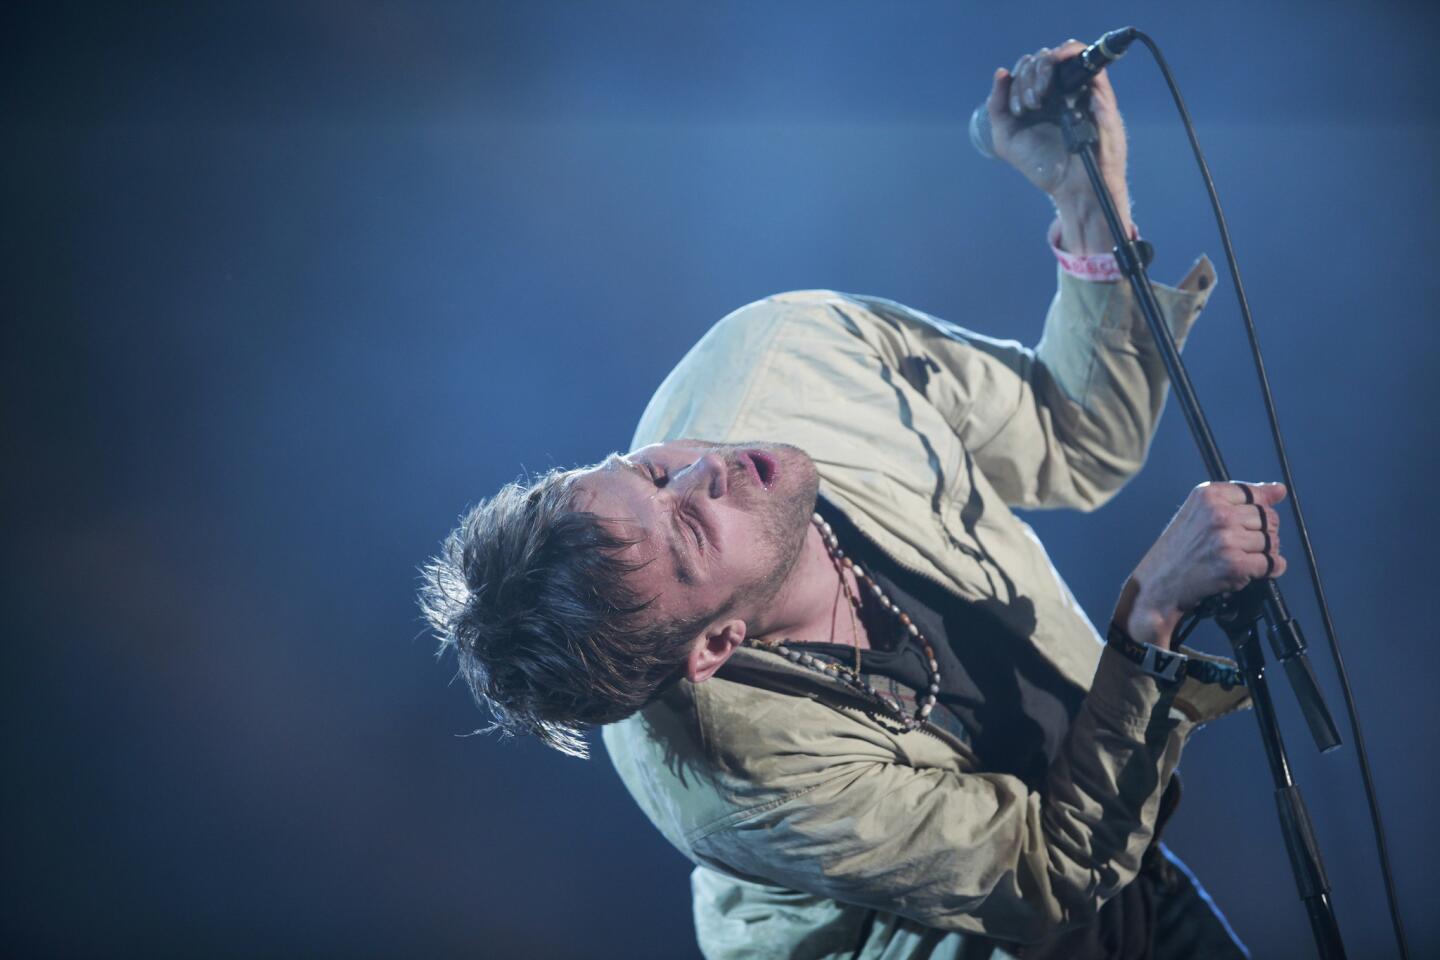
xmin=421 ymin=41 xmax=1279 ymax=958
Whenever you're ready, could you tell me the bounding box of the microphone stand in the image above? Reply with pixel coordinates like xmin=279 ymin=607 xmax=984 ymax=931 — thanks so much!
xmin=1056 ymin=92 xmax=1348 ymax=960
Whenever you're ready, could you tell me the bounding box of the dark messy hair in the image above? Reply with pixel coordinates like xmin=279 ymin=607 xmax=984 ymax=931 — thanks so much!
xmin=418 ymin=466 xmax=702 ymax=758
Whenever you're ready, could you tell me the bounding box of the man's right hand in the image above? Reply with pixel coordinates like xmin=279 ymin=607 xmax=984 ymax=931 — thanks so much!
xmin=987 ymin=40 xmax=1133 ymax=254
xmin=1117 ymin=482 xmax=1289 ymax=650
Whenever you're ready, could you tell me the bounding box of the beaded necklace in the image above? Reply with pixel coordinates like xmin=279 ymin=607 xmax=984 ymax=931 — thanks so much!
xmin=743 ymin=513 xmax=941 ymax=731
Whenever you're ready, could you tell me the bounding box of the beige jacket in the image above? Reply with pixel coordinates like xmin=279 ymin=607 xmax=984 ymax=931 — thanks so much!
xmin=601 ymin=263 xmax=1250 ymax=959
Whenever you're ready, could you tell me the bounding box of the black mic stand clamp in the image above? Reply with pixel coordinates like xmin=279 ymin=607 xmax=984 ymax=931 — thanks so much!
xmin=1055 ymin=90 xmax=1348 ymax=960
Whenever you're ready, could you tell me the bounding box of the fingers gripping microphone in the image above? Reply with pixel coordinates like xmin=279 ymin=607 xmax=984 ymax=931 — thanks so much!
xmin=1048 ymin=27 xmax=1139 ymax=98
xmin=969 ymin=27 xmax=1138 ymax=159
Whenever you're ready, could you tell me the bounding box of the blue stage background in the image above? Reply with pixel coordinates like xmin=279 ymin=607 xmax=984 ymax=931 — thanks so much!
xmin=4 ymin=2 xmax=1437 ymax=957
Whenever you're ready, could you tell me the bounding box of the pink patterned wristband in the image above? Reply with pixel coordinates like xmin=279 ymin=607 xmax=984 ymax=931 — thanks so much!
xmin=1048 ymin=218 xmax=1140 ymax=283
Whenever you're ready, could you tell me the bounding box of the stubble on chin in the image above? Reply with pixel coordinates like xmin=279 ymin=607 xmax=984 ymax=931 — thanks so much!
xmin=762 ymin=445 xmax=820 ymax=580
xmin=724 ymin=442 xmax=819 ymax=615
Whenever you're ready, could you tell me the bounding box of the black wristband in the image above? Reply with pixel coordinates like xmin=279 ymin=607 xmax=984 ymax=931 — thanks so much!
xmin=1106 ymin=621 xmax=1245 ymax=690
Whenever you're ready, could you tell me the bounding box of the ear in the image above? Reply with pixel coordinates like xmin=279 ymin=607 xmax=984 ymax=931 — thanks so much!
xmin=685 ymin=619 xmax=747 ymax=684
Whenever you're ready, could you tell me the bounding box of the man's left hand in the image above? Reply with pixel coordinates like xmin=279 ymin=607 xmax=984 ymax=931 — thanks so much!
xmin=986 ymin=40 xmax=1132 ymax=254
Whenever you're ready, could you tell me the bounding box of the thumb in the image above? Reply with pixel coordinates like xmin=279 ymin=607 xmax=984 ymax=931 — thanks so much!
xmin=986 ymin=67 xmax=1012 ymax=125
xmin=1256 ymin=482 xmax=1289 ymax=505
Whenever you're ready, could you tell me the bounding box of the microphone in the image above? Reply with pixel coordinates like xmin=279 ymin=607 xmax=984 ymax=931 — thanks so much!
xmin=969 ymin=27 xmax=1138 ymax=159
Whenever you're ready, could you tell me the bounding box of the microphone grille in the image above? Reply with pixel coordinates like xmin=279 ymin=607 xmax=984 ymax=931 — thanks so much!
xmin=968 ymin=104 xmax=996 ymax=160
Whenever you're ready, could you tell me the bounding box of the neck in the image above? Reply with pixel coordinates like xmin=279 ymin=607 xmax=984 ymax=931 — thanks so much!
xmin=749 ymin=521 xmax=871 ymax=649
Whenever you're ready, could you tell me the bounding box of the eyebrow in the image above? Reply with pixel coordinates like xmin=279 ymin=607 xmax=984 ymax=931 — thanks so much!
xmin=604 ymin=454 xmax=696 ymax=585
xmin=604 ymin=452 xmax=646 ymax=481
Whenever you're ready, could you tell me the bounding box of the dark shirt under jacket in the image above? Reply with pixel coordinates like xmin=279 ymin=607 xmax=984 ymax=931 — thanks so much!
xmin=806 ymin=496 xmax=1083 ymax=790
xmin=801 ymin=498 xmax=1240 ymax=960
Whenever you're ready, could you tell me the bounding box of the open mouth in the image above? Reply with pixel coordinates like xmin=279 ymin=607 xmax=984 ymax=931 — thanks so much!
xmin=743 ymin=450 xmax=778 ymax=490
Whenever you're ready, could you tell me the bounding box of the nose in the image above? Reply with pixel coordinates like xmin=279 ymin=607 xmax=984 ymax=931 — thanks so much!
xmin=677 ymin=453 xmax=728 ymax=499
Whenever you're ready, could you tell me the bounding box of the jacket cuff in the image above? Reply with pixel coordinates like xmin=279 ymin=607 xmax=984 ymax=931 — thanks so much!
xmin=1053 ymin=252 xmax=1218 ymax=351
xmin=1172 ymin=645 xmax=1254 ymax=724
xmin=1086 ymin=643 xmax=1186 ymax=732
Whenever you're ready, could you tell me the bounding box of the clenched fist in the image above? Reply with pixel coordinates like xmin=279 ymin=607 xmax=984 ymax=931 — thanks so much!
xmin=1118 ymin=482 xmax=1289 ymax=650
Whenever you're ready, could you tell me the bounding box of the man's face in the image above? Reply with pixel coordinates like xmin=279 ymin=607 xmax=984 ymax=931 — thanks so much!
xmin=569 ymin=440 xmax=819 ymax=632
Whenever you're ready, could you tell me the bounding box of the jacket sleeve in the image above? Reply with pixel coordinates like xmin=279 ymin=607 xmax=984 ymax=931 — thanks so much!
xmin=841 ymin=260 xmax=1217 ymax=511
xmin=689 ymin=646 xmax=1197 ymax=944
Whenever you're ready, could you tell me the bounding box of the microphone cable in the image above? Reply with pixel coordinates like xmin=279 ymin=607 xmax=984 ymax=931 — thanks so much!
xmin=1127 ymin=29 xmax=1410 ymax=959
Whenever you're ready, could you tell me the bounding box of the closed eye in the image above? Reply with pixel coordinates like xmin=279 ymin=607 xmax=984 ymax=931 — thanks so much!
xmin=642 ymin=460 xmax=704 ymax=549
xmin=679 ymin=491 xmax=707 ymax=549
xmin=683 ymin=510 xmax=705 ymax=548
